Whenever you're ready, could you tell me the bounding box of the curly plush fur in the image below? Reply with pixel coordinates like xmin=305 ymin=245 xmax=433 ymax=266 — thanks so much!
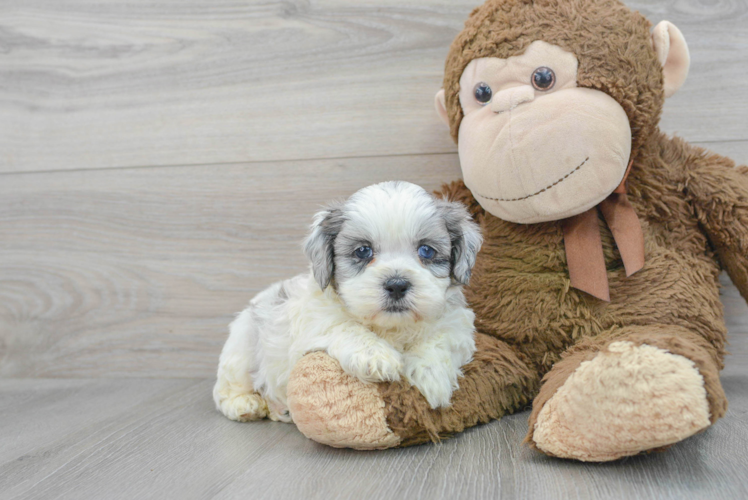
xmin=285 ymin=0 xmax=748 ymax=460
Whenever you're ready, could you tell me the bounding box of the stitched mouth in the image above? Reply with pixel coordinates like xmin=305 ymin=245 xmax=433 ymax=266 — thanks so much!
xmin=473 ymin=157 xmax=590 ymax=203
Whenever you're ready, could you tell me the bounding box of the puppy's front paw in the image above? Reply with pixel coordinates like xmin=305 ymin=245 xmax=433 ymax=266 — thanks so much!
xmin=343 ymin=344 xmax=403 ymax=383
xmin=404 ymin=358 xmax=458 ymax=409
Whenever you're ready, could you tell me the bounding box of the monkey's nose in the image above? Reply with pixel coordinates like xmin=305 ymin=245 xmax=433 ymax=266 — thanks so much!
xmin=491 ymin=85 xmax=535 ymax=113
xmin=384 ymin=278 xmax=411 ymax=300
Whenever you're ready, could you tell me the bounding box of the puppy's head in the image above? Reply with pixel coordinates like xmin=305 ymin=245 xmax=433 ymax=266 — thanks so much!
xmin=304 ymin=181 xmax=482 ymax=327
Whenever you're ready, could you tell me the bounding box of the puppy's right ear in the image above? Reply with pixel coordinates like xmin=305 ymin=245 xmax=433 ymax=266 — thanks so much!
xmin=304 ymin=204 xmax=345 ymax=290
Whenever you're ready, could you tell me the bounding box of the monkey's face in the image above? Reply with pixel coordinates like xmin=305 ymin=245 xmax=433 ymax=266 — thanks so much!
xmin=436 ymin=0 xmax=690 ymax=225
xmin=452 ymin=41 xmax=631 ymax=224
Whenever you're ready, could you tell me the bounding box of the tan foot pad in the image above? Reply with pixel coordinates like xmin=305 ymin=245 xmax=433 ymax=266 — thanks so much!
xmin=532 ymin=341 xmax=711 ymax=462
xmin=287 ymin=352 xmax=401 ymax=450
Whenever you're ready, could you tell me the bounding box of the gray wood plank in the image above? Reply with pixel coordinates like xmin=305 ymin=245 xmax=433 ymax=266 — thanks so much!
xmin=2 ymin=0 xmax=747 ymax=173
xmin=0 ymin=154 xmax=462 ymax=378
xmin=0 ymin=375 xmax=745 ymax=500
xmin=0 ymin=378 xmax=199 ymax=464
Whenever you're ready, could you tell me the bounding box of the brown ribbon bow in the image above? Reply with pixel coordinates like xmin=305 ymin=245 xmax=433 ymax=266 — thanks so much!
xmin=560 ymin=160 xmax=644 ymax=301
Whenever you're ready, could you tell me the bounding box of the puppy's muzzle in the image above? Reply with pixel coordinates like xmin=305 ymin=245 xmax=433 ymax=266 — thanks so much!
xmin=384 ymin=277 xmax=411 ymax=300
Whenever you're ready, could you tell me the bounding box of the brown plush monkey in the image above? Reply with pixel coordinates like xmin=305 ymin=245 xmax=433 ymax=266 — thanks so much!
xmin=284 ymin=0 xmax=748 ymax=461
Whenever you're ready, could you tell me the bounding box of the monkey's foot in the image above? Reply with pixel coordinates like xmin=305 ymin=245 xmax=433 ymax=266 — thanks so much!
xmin=530 ymin=341 xmax=711 ymax=462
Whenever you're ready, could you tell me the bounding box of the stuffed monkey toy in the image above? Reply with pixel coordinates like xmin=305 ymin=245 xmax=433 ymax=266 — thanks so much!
xmin=284 ymin=0 xmax=748 ymax=461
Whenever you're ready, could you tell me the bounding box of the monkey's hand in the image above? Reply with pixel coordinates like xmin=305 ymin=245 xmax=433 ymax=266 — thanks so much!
xmin=685 ymin=152 xmax=748 ymax=302
xmin=287 ymin=333 xmax=539 ymax=450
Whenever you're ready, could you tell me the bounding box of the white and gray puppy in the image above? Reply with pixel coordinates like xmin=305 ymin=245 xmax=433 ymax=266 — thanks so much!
xmin=213 ymin=181 xmax=482 ymax=423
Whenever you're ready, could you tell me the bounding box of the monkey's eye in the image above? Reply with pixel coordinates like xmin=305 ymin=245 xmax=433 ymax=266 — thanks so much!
xmin=531 ymin=67 xmax=556 ymax=91
xmin=473 ymin=82 xmax=492 ymax=105
xmin=354 ymin=246 xmax=373 ymax=259
xmin=417 ymin=245 xmax=436 ymax=260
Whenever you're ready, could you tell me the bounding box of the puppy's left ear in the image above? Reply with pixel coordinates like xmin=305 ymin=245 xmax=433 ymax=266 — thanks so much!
xmin=304 ymin=203 xmax=345 ymax=290
xmin=438 ymin=200 xmax=483 ymax=285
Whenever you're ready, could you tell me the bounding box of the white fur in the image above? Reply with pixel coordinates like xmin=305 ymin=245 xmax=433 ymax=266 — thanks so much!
xmin=213 ymin=181 xmax=480 ymax=422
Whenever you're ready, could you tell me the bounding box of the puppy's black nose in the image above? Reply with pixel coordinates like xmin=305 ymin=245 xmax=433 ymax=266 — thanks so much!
xmin=384 ymin=278 xmax=410 ymax=300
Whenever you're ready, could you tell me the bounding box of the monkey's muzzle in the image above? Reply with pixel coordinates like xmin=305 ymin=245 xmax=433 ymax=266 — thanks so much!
xmin=458 ymin=87 xmax=632 ymax=224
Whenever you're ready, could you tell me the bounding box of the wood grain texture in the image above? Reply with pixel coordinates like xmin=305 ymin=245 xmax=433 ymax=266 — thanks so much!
xmin=0 ymin=374 xmax=746 ymax=500
xmin=2 ymin=0 xmax=747 ymax=173
xmin=0 ymin=154 xmax=462 ymax=378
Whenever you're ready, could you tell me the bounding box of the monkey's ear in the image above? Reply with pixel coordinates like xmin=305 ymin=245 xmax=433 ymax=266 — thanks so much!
xmin=304 ymin=204 xmax=345 ymax=290
xmin=652 ymin=21 xmax=690 ymax=98
xmin=434 ymin=89 xmax=450 ymax=127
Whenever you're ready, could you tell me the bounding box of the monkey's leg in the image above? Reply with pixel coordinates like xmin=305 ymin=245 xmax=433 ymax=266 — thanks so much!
xmin=286 ymin=332 xmax=539 ymax=450
xmin=526 ymin=325 xmax=727 ymax=462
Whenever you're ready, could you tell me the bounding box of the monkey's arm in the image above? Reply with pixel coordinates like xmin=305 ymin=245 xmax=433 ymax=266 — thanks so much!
xmin=287 ymin=332 xmax=539 ymax=449
xmin=685 ymin=150 xmax=748 ymax=302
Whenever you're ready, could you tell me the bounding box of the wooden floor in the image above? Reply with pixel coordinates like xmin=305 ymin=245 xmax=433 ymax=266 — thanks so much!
xmin=1 ymin=1 xmax=747 ymax=498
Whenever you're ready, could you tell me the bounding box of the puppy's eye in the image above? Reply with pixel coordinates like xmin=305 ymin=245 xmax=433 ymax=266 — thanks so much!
xmin=354 ymin=246 xmax=373 ymax=259
xmin=531 ymin=67 xmax=555 ymax=91
xmin=473 ymin=82 xmax=492 ymax=105
xmin=417 ymin=245 xmax=435 ymax=260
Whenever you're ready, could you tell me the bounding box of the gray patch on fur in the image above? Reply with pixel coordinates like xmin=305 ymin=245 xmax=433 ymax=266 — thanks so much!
xmin=436 ymin=199 xmax=483 ymax=285
xmin=276 ymin=282 xmax=289 ymax=301
xmin=303 ymin=203 xmax=345 ymax=290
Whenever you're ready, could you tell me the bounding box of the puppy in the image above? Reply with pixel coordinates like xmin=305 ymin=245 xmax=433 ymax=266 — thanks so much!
xmin=213 ymin=181 xmax=482 ymax=423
